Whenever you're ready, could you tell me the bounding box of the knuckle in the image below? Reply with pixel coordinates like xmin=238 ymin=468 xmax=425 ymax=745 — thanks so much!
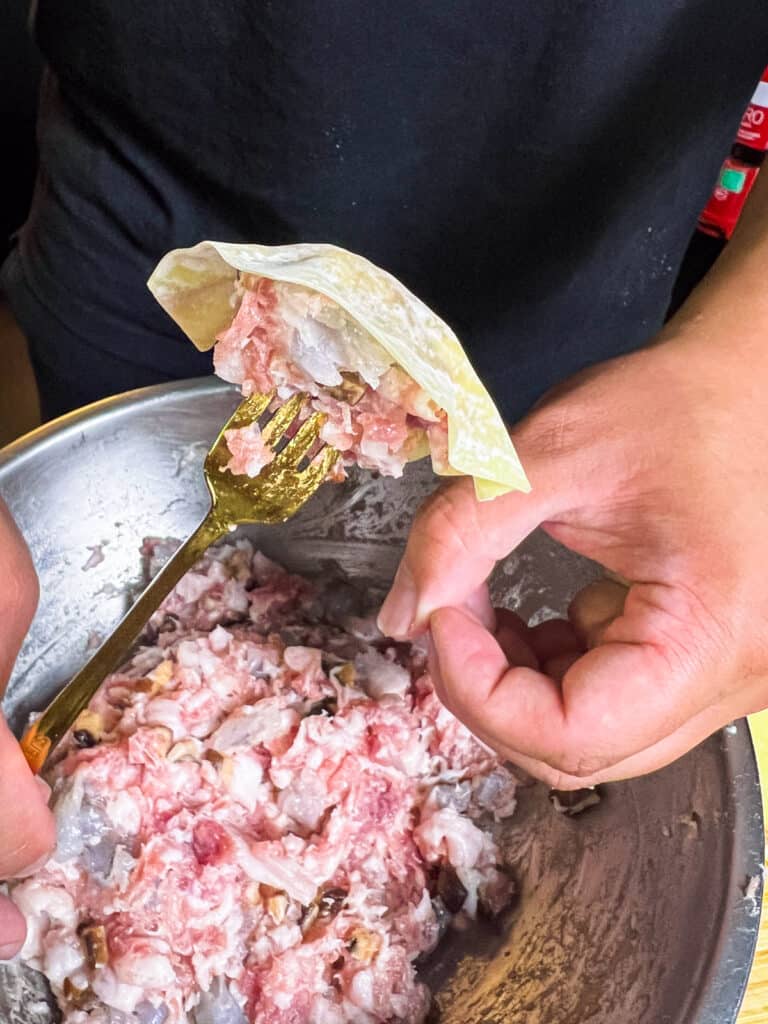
xmin=509 ymin=758 xmax=598 ymax=792
xmin=416 ymin=485 xmax=479 ymax=558
xmin=550 ymin=746 xmax=608 ymax=780
xmin=416 ymin=483 xmax=514 ymax=571
xmin=518 ymin=403 xmax=581 ymax=461
xmin=550 ymin=753 xmax=582 ymax=777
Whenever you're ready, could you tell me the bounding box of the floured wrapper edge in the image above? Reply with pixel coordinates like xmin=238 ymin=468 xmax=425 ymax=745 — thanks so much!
xmin=147 ymin=240 xmax=530 ymax=500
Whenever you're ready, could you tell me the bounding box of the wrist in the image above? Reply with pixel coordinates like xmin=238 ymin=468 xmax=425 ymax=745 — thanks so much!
xmin=662 ymin=171 xmax=768 ymax=366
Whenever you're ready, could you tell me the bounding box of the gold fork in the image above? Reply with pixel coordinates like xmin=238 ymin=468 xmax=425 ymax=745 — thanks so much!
xmin=20 ymin=391 xmax=337 ymax=774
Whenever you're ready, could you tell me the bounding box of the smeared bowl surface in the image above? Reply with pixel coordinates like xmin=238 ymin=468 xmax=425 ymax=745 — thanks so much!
xmin=0 ymin=378 xmax=763 ymax=1024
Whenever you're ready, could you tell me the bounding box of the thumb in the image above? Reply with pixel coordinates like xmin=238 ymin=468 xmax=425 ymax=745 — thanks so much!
xmin=0 ymin=712 xmax=56 ymax=960
xmin=379 ymin=414 xmax=576 ymax=639
xmin=0 ymin=714 xmax=56 ymax=880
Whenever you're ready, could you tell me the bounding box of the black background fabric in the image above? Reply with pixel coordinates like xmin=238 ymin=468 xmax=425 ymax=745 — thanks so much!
xmin=3 ymin=1 xmax=768 ymax=423
xmin=0 ymin=0 xmax=40 ymax=264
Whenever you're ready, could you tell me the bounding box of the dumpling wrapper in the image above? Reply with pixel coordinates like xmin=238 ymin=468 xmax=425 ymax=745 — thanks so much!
xmin=147 ymin=241 xmax=530 ymax=500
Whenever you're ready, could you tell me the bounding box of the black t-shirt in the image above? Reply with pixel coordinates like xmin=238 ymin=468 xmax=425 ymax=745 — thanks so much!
xmin=3 ymin=2 xmax=767 ymax=422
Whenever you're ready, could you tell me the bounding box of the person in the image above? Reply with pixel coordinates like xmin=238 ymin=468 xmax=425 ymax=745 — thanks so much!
xmin=1 ymin=0 xmax=768 ymax=959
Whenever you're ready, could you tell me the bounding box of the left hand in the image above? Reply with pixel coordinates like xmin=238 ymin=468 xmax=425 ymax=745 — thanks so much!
xmin=0 ymin=499 xmax=56 ymax=960
xmin=379 ymin=328 xmax=768 ymax=790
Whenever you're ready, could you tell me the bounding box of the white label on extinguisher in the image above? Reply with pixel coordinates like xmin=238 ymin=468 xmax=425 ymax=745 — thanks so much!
xmin=752 ymin=81 xmax=768 ymax=109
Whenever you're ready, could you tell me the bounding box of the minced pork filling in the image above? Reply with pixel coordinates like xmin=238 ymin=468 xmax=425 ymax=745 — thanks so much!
xmin=214 ymin=278 xmax=451 ymax=482
xmin=13 ymin=540 xmax=517 ymax=1024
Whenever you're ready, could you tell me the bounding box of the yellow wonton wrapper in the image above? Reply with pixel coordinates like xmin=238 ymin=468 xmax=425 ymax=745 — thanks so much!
xmin=147 ymin=241 xmax=530 ymax=500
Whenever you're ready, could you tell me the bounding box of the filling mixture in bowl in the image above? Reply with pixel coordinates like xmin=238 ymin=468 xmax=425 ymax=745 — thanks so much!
xmin=12 ymin=541 xmax=518 ymax=1024
xmin=214 ymin=277 xmax=450 ymax=481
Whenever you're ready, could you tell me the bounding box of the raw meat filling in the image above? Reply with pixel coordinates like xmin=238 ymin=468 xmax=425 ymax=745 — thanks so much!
xmin=214 ymin=278 xmax=451 ymax=480
xmin=13 ymin=541 xmax=516 ymax=1024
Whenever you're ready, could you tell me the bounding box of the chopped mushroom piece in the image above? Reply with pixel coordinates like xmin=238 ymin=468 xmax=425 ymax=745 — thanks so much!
xmin=78 ymin=924 xmax=108 ymax=969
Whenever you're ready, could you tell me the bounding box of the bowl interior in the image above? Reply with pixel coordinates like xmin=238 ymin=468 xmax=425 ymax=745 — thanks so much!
xmin=0 ymin=378 xmax=762 ymax=1024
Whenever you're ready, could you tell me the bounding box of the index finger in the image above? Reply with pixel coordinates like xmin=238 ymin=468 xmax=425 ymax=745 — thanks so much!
xmin=379 ymin=478 xmax=546 ymax=639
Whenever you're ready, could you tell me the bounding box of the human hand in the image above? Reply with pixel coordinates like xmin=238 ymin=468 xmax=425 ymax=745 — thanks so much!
xmin=0 ymin=498 xmax=55 ymax=959
xmin=379 ymin=331 xmax=768 ymax=789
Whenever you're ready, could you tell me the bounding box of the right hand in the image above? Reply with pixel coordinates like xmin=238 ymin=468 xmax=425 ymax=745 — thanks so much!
xmin=0 ymin=498 xmax=56 ymax=960
xmin=379 ymin=325 xmax=768 ymax=789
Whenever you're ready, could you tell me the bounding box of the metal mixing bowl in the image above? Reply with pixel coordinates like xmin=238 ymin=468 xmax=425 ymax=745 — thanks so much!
xmin=0 ymin=378 xmax=763 ymax=1024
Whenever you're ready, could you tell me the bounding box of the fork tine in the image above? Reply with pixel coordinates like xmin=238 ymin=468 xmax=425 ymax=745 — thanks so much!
xmin=206 ymin=391 xmax=275 ymax=474
xmin=271 ymin=410 xmax=326 ymax=468
xmin=261 ymin=393 xmax=306 ymax=445
xmin=226 ymin=391 xmax=273 ymax=431
xmin=297 ymin=444 xmax=340 ymax=487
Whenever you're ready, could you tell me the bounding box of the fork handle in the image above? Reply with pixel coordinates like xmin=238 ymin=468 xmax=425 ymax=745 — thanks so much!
xmin=20 ymin=510 xmax=227 ymax=773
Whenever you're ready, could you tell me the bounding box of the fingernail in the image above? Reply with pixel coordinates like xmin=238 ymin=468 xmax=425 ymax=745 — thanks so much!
xmin=378 ymin=565 xmax=417 ymax=639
